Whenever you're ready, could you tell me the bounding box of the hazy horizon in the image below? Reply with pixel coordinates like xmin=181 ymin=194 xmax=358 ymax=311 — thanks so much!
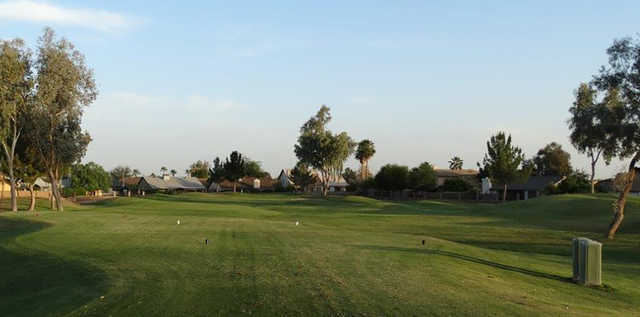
xmin=1 ymin=1 xmax=638 ymax=178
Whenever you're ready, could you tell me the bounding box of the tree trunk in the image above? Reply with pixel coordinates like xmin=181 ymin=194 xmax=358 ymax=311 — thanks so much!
xmin=49 ymin=169 xmax=64 ymax=211
xmin=590 ymin=160 xmax=596 ymax=194
xmin=8 ymin=162 xmax=17 ymax=212
xmin=233 ymin=182 xmax=237 ymax=193
xmin=502 ymin=184 xmax=508 ymax=202
xmin=607 ymin=152 xmax=640 ymax=239
xmin=28 ymin=184 xmax=36 ymax=211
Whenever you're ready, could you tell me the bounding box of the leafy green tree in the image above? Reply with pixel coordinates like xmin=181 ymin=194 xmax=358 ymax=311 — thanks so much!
xmin=290 ymin=162 xmax=317 ymax=192
xmin=355 ymin=139 xmax=375 ymax=180
xmin=69 ymin=162 xmax=111 ymax=193
xmin=342 ymin=167 xmax=358 ymax=191
xmin=294 ymin=105 xmax=356 ymax=196
xmin=207 ymin=157 xmax=225 ymax=189
xmin=588 ymin=36 xmax=640 ymax=238
xmin=374 ymin=164 xmax=409 ymax=191
xmin=569 ymin=83 xmax=613 ymax=193
xmin=160 ymin=166 xmax=168 ymax=176
xmin=245 ymin=160 xmax=268 ymax=178
xmin=448 ymin=156 xmax=463 ymax=170
xmin=478 ymin=132 xmax=530 ymax=202
xmin=223 ymin=151 xmax=246 ymax=192
xmin=0 ymin=39 xmax=33 ymax=211
xmin=170 ymin=169 xmax=177 ymax=177
xmin=187 ymin=160 xmax=210 ymax=178
xmin=531 ymin=142 xmax=572 ymax=176
xmin=31 ymin=28 xmax=96 ymax=211
xmin=408 ymin=162 xmax=437 ymax=191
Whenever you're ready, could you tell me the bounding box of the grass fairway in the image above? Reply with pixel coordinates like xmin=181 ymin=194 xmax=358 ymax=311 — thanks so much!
xmin=1 ymin=193 xmax=639 ymax=316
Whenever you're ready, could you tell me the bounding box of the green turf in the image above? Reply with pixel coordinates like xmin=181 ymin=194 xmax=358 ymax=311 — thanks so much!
xmin=1 ymin=193 xmax=639 ymax=316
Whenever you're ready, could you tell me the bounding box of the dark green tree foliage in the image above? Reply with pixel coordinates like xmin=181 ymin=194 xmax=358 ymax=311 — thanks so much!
xmin=69 ymin=162 xmax=111 ymax=193
xmin=374 ymin=164 xmax=409 ymax=191
xmin=478 ymin=132 xmax=530 ymax=201
xmin=223 ymin=151 xmax=246 ymax=192
xmin=187 ymin=160 xmax=210 ymax=178
xmin=290 ymin=162 xmax=317 ymax=192
xmin=532 ymin=142 xmax=572 ymax=176
xmin=588 ymin=37 xmax=640 ymax=238
xmin=408 ymin=162 xmax=437 ymax=191
xmin=441 ymin=178 xmax=473 ymax=192
xmin=448 ymin=156 xmax=463 ymax=170
xmin=294 ymin=106 xmax=356 ymax=197
xmin=551 ymin=170 xmax=591 ymax=194
xmin=569 ymin=83 xmax=613 ymax=193
xmin=207 ymin=157 xmax=225 ymax=187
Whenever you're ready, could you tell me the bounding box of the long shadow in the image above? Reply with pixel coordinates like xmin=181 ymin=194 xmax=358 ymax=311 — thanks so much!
xmin=0 ymin=216 xmax=108 ymax=317
xmin=353 ymin=244 xmax=573 ymax=284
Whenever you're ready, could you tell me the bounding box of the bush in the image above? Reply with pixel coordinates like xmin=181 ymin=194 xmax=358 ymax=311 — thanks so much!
xmin=274 ymin=183 xmax=295 ymax=192
xmin=374 ymin=164 xmax=409 ymax=191
xmin=441 ymin=178 xmax=472 ymax=192
xmin=546 ymin=171 xmax=591 ymax=194
xmin=62 ymin=187 xmax=87 ymax=197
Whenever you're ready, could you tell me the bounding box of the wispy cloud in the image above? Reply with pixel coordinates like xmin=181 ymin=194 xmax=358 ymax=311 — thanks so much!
xmin=0 ymin=0 xmax=143 ymax=32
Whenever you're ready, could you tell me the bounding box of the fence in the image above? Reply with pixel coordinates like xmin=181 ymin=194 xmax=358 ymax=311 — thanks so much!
xmin=362 ymin=189 xmax=499 ymax=202
xmin=0 ymin=190 xmax=51 ymax=200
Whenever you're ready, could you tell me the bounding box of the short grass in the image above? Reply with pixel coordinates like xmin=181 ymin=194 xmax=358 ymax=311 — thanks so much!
xmin=1 ymin=193 xmax=639 ymax=316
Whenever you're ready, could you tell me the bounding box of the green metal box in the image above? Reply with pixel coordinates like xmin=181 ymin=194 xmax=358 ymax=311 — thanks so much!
xmin=571 ymin=237 xmax=602 ymax=286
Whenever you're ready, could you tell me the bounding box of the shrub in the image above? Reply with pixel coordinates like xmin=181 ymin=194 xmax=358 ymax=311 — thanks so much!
xmin=62 ymin=187 xmax=87 ymax=197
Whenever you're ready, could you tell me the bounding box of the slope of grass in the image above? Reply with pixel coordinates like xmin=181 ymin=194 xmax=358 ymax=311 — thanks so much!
xmin=1 ymin=193 xmax=638 ymax=316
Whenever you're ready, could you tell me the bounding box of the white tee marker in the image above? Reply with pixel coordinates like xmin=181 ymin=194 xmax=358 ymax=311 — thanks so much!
xmin=177 ymin=220 xmax=181 ymax=225
xmin=295 ymin=220 xmax=299 ymax=226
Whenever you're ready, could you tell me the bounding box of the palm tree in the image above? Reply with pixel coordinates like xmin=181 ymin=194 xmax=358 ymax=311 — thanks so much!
xmin=355 ymin=139 xmax=376 ymax=180
xmin=132 ymin=169 xmax=141 ymax=177
xmin=449 ymin=156 xmax=463 ymax=170
xmin=160 ymin=166 xmax=168 ymax=176
xmin=170 ymin=169 xmax=177 ymax=177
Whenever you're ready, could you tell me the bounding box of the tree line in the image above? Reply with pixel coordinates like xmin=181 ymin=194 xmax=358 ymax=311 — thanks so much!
xmin=1 ymin=28 xmax=96 ymax=211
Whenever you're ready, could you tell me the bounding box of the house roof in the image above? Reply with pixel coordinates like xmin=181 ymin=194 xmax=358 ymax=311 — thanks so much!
xmin=141 ymin=176 xmax=205 ymax=190
xmin=434 ymin=169 xmax=479 ymax=177
xmin=34 ymin=177 xmax=51 ymax=188
xmin=493 ymin=175 xmax=565 ymax=191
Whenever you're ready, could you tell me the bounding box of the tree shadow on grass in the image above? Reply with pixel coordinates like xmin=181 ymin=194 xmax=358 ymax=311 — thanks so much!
xmin=353 ymin=244 xmax=573 ymax=284
xmin=0 ymin=216 xmax=108 ymax=317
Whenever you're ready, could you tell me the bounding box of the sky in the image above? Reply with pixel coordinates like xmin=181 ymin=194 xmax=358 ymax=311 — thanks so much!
xmin=1 ymin=0 xmax=639 ymax=178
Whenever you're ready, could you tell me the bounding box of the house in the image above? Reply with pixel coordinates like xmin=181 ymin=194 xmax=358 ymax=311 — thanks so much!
xmin=434 ymin=169 xmax=479 ymax=187
xmin=313 ymin=172 xmax=349 ymax=192
xmin=277 ymin=169 xmax=293 ymax=188
xmin=138 ymin=175 xmax=206 ymax=193
xmin=209 ymin=176 xmax=276 ymax=192
xmin=279 ymin=168 xmax=348 ymax=192
xmin=0 ymin=174 xmax=9 ymax=195
xmin=33 ymin=178 xmax=52 ymax=191
xmin=114 ymin=177 xmax=141 ymax=193
xmin=492 ymin=175 xmax=565 ymax=200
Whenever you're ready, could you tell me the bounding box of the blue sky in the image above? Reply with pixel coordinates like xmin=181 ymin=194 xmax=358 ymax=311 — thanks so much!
xmin=1 ymin=1 xmax=638 ymax=178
